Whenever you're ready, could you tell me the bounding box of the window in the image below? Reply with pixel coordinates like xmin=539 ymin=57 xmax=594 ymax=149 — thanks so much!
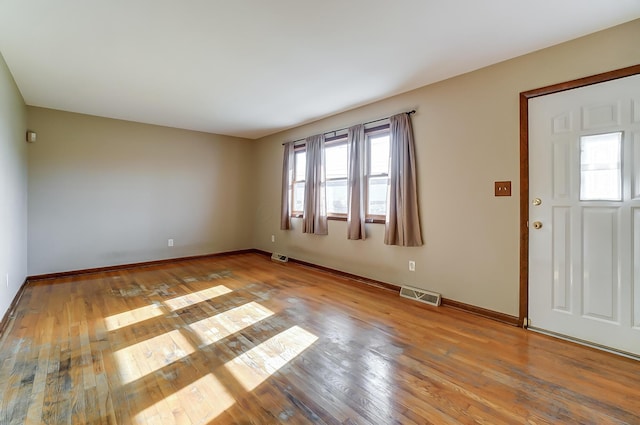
xmin=325 ymin=140 xmax=348 ymax=215
xmin=366 ymin=131 xmax=390 ymax=218
xmin=580 ymin=132 xmax=622 ymax=201
xmin=292 ymin=149 xmax=306 ymax=214
xmin=290 ymin=126 xmax=391 ymax=220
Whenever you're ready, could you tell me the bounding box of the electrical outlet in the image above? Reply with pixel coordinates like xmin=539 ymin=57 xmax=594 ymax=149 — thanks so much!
xmin=168 ymin=239 xmax=174 ymax=247
xmin=494 ymin=181 xmax=512 ymax=197
xmin=271 ymin=235 xmax=275 ymax=243
xmin=408 ymin=261 xmax=415 ymax=272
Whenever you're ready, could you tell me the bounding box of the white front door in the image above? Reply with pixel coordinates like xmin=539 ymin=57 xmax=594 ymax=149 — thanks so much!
xmin=528 ymin=74 xmax=640 ymax=357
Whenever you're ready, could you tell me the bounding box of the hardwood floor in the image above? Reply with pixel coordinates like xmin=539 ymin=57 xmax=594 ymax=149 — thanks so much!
xmin=0 ymin=253 xmax=638 ymax=424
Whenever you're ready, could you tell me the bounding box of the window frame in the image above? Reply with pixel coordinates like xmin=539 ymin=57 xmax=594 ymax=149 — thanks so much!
xmin=324 ymin=137 xmax=349 ymax=218
xmin=364 ymin=127 xmax=391 ymax=223
xmin=290 ymin=146 xmax=306 ymax=218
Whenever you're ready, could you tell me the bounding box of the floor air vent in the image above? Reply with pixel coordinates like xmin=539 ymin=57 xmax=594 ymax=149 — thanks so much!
xmin=400 ymin=286 xmax=441 ymax=306
xmin=271 ymin=253 xmax=289 ymax=263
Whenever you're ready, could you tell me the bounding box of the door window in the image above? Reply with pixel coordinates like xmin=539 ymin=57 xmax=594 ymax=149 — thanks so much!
xmin=579 ymin=132 xmax=622 ymax=201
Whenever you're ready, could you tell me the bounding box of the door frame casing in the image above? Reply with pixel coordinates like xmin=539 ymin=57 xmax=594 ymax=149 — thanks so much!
xmin=518 ymin=64 xmax=640 ymax=327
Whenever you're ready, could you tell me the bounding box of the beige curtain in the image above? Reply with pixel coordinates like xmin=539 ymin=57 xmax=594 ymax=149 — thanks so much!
xmin=384 ymin=113 xmax=423 ymax=246
xmin=303 ymin=134 xmax=328 ymax=235
xmin=280 ymin=142 xmax=294 ymax=230
xmin=347 ymin=124 xmax=366 ymax=240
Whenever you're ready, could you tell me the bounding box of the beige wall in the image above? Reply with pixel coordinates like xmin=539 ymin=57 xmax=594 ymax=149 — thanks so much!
xmin=0 ymin=52 xmax=28 ymax=320
xmin=27 ymin=108 xmax=255 ymax=275
xmin=252 ymin=19 xmax=640 ymax=317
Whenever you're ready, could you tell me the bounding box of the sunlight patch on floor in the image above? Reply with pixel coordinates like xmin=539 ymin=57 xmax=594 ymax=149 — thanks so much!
xmin=114 ymin=329 xmax=196 ymax=384
xmin=105 ymin=303 xmax=165 ymax=331
xmin=106 ymin=282 xmax=318 ymax=421
xmin=164 ymin=285 xmax=233 ymax=311
xmin=190 ymin=301 xmax=274 ymax=345
xmin=224 ymin=325 xmax=318 ymax=391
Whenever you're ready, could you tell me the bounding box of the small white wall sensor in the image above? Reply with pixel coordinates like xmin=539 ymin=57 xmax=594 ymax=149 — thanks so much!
xmin=26 ymin=131 xmax=37 ymax=143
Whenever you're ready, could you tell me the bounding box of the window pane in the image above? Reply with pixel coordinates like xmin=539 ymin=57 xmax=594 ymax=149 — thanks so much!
xmin=368 ymin=176 xmax=388 ymax=216
xmin=326 ymin=179 xmax=347 ymax=214
xmin=294 ymin=151 xmax=306 ymax=181
xmin=293 ymin=182 xmax=305 ymax=212
xmin=370 ymin=135 xmax=390 ymax=175
xmin=325 ymin=144 xmax=348 ymax=179
xmin=580 ymin=132 xmax=622 ymax=201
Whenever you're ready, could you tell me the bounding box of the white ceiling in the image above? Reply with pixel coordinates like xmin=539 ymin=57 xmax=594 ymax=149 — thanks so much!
xmin=1 ymin=1 xmax=639 ymax=139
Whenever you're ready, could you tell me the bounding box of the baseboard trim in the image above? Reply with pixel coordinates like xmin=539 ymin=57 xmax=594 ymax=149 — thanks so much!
xmin=254 ymin=249 xmax=400 ymax=293
xmin=257 ymin=250 xmax=519 ymax=326
xmin=27 ymin=249 xmax=258 ymax=282
xmin=440 ymin=299 xmax=519 ymax=326
xmin=0 ymin=278 xmax=29 ymax=338
xmin=294 ymin=258 xmax=401 ymax=293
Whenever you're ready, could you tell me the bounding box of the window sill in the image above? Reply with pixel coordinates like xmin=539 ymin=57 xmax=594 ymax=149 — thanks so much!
xmin=365 ymin=217 xmax=385 ymax=224
xmin=290 ymin=214 xmax=384 ymax=224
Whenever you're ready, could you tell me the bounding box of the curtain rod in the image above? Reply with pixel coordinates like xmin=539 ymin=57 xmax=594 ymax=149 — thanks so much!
xmin=283 ymin=110 xmax=416 ymax=146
